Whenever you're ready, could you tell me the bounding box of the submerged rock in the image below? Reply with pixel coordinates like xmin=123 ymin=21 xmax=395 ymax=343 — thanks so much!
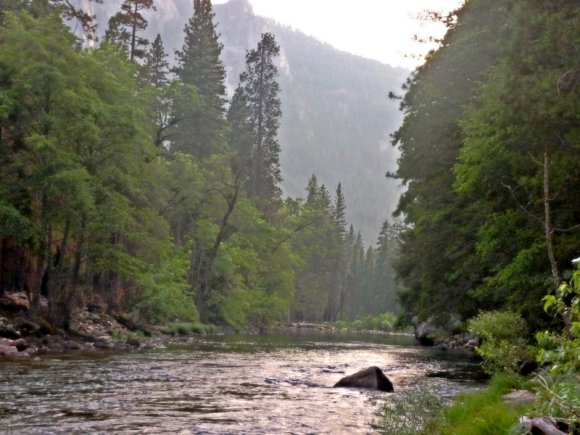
xmin=334 ymin=366 xmax=394 ymax=392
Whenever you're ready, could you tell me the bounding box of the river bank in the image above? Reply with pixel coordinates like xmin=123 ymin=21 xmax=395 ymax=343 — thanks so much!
xmin=0 ymin=292 xmax=475 ymax=360
xmin=0 ymin=292 xmax=206 ymax=358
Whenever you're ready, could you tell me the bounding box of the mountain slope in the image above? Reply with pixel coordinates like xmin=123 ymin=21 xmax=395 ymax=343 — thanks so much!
xmin=215 ymin=0 xmax=407 ymax=243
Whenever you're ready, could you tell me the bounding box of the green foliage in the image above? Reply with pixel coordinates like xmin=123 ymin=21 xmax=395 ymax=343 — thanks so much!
xmin=536 ymin=267 xmax=580 ymax=374
xmin=391 ymin=0 xmax=579 ymax=328
xmin=375 ymin=387 xmax=446 ymax=435
xmin=468 ymin=311 xmax=532 ymax=375
xmin=532 ymin=372 xmax=580 ymax=422
xmin=429 ymin=389 xmax=523 ymax=435
xmin=166 ymin=321 xmax=215 ymax=336
xmin=0 ymin=202 xmax=34 ymax=243
xmin=421 ymin=374 xmax=531 ymax=435
xmin=136 ymin=246 xmax=199 ymax=324
xmin=530 ymin=267 xmax=580 ymax=423
xmin=229 ymin=32 xmax=282 ymax=213
xmin=173 ymin=0 xmax=227 ymax=158
xmin=0 ymin=3 xmax=413 ymax=331
xmin=333 ymin=312 xmax=401 ymax=332
xmin=377 ymin=374 xmax=532 ymax=435
xmin=468 ymin=311 xmax=527 ymax=342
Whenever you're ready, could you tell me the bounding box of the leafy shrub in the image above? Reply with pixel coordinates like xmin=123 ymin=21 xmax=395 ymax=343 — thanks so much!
xmin=137 ymin=247 xmax=199 ymax=324
xmin=536 ymin=267 xmax=580 ymax=374
xmin=532 ymin=372 xmax=580 ymax=422
xmin=531 ymin=266 xmax=580 ymax=423
xmin=167 ymin=322 xmax=215 ymax=336
xmin=333 ymin=312 xmax=403 ymax=332
xmin=468 ymin=311 xmax=532 ymax=375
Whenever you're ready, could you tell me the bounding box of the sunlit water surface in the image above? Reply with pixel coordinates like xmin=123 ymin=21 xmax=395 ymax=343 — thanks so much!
xmin=0 ymin=332 xmax=485 ymax=434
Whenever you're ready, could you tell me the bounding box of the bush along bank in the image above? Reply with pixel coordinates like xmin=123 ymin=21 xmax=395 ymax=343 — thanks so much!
xmin=378 ymin=267 xmax=580 ymax=434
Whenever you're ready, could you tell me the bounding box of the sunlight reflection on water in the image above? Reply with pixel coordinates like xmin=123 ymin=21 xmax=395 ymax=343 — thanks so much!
xmin=0 ymin=332 xmax=484 ymax=434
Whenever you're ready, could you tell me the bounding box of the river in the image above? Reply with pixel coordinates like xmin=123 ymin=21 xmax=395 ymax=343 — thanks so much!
xmin=0 ymin=331 xmax=484 ymax=434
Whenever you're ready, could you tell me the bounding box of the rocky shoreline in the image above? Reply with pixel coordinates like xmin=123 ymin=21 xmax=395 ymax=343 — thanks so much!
xmin=412 ymin=316 xmax=479 ymax=355
xmin=0 ymin=292 xmax=205 ymax=359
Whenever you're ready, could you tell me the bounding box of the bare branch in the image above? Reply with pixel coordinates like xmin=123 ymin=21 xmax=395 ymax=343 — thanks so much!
xmin=501 ymin=182 xmax=546 ymax=227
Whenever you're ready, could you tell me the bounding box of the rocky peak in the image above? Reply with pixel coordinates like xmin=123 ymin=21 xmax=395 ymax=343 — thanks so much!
xmin=220 ymin=0 xmax=254 ymax=17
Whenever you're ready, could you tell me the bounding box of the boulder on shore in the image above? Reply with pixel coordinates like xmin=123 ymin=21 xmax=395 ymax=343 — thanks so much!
xmin=412 ymin=316 xmax=444 ymax=346
xmin=334 ymin=366 xmax=394 ymax=392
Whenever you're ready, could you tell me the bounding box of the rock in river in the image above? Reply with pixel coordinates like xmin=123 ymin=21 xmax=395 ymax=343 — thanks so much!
xmin=334 ymin=366 xmax=394 ymax=392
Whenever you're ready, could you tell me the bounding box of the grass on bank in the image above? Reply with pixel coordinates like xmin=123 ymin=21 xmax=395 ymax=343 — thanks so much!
xmin=165 ymin=321 xmax=216 ymax=336
xmin=332 ymin=312 xmax=413 ymax=333
xmin=377 ymin=374 xmax=534 ymax=435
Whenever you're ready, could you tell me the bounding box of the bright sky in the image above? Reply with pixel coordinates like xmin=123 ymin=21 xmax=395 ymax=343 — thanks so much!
xmin=214 ymin=0 xmax=464 ymax=69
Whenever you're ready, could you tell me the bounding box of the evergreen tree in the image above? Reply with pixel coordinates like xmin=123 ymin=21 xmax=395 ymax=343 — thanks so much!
xmin=373 ymin=220 xmax=400 ymax=313
xmin=145 ymin=34 xmax=169 ymax=88
xmin=291 ymin=176 xmax=335 ymax=321
xmin=332 ymin=183 xmax=348 ymax=319
xmin=143 ymin=35 xmax=202 ymax=150
xmin=105 ymin=0 xmax=155 ymax=62
xmin=229 ymin=33 xmax=282 ymax=215
xmin=173 ymin=0 xmax=227 ymax=158
xmin=391 ymin=0 xmax=509 ymax=320
xmin=333 ymin=183 xmax=347 ymax=243
xmin=453 ymin=0 xmax=580 ymax=320
xmin=306 ymin=174 xmax=319 ymax=204
xmin=104 ymin=13 xmax=130 ymax=56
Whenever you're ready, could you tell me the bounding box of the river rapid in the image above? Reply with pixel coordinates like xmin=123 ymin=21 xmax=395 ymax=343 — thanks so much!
xmin=0 ymin=332 xmax=484 ymax=434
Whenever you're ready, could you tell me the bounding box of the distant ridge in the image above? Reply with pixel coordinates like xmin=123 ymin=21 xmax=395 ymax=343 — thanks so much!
xmin=214 ymin=1 xmax=408 ymax=242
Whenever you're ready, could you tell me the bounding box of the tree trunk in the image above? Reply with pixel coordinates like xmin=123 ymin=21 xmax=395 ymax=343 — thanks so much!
xmin=129 ymin=3 xmax=138 ymax=62
xmin=31 ymin=193 xmax=49 ymax=313
xmin=49 ymin=217 xmax=71 ymax=328
xmin=542 ymin=148 xmax=573 ymax=331
xmin=543 ymin=147 xmax=560 ymax=288
xmin=194 ymin=177 xmax=240 ymax=321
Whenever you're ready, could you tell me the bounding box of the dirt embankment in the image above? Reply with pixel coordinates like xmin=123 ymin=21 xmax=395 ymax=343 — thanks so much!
xmin=0 ymin=292 xmax=192 ymax=359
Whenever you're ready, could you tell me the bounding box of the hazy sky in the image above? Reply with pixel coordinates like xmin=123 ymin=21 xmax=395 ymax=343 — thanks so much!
xmin=214 ymin=0 xmax=464 ymax=69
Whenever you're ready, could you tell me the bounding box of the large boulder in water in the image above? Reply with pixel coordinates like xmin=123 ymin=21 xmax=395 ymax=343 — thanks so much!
xmin=334 ymin=366 xmax=394 ymax=392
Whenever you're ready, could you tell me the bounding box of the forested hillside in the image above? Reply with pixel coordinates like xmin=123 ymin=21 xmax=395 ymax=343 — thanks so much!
xmin=70 ymin=0 xmax=408 ymax=244
xmin=392 ymin=0 xmax=579 ymax=329
xmin=0 ymin=0 xmax=400 ymax=330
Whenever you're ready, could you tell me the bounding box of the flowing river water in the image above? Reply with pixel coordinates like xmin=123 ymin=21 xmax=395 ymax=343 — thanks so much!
xmin=0 ymin=332 xmax=485 ymax=434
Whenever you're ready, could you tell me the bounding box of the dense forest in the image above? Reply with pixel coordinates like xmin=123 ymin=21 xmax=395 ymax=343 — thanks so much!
xmin=0 ymin=0 xmax=400 ymax=330
xmin=392 ymin=0 xmax=579 ymax=330
xmin=65 ymin=0 xmax=408 ymax=244
xmin=0 ymin=0 xmax=578 ymax=338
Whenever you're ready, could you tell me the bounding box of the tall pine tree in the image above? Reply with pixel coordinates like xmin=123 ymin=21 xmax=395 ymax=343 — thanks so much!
xmin=104 ymin=0 xmax=155 ymax=62
xmin=173 ymin=0 xmax=227 ymax=158
xmin=229 ymin=33 xmax=282 ymax=216
xmin=145 ymin=34 xmax=169 ymax=88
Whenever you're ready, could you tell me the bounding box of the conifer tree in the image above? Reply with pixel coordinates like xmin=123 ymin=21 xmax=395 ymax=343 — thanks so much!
xmin=306 ymin=174 xmax=319 ymax=204
xmin=174 ymin=0 xmax=227 ymax=158
xmin=105 ymin=0 xmax=155 ymax=62
xmin=333 ymin=183 xmax=347 ymax=243
xmin=373 ymin=220 xmax=400 ymax=313
xmin=145 ymin=34 xmax=169 ymax=88
xmin=332 ymin=183 xmax=348 ymax=319
xmin=229 ymin=33 xmax=282 ymax=213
